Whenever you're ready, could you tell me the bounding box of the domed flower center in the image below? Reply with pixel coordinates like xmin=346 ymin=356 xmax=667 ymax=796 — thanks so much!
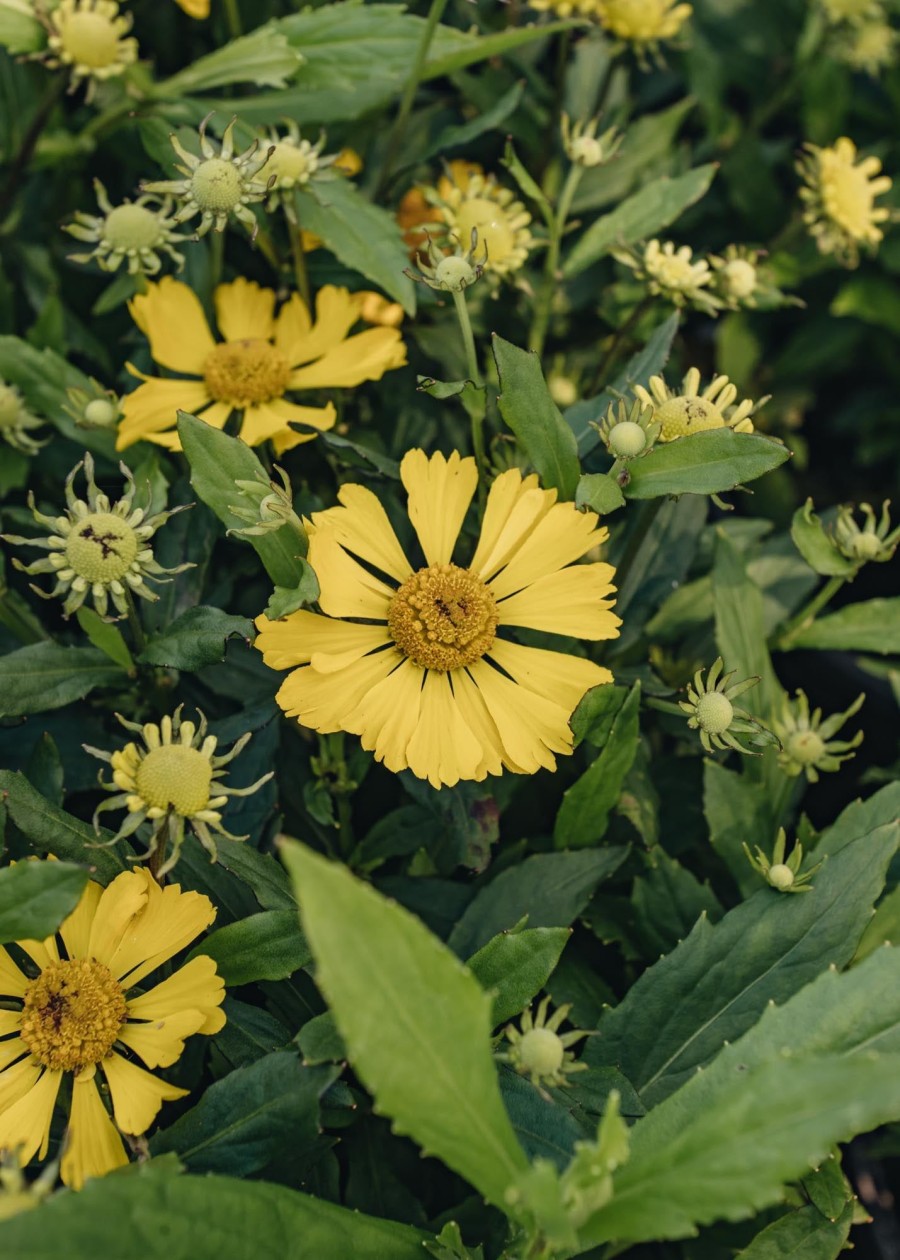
xmin=608 ymin=420 xmax=647 ymax=458
xmin=65 ymin=511 xmax=138 ymax=583
xmin=822 ymin=0 xmax=875 ymax=17
xmin=388 ymin=563 xmax=498 ymax=672
xmin=59 ymin=10 xmax=121 ymax=68
xmin=696 ymin=691 xmax=734 ymax=734
xmin=453 ymin=198 xmax=516 ymax=263
xmin=20 ymin=959 xmax=127 ymax=1072
xmin=655 ymin=396 xmax=725 ymax=441
xmin=785 ymin=729 xmax=826 ymax=766
xmin=135 ymin=744 xmax=213 ymax=816
xmin=768 ymin=863 xmax=796 ymax=891
xmin=849 ymin=531 xmax=883 ymax=560
xmin=650 ymin=253 xmax=700 ymax=290
xmin=434 ymin=256 xmax=478 ymax=292
xmin=203 ymin=339 xmax=291 ymax=406
xmin=0 ymin=384 xmax=22 ymax=428
xmin=821 ymin=162 xmax=876 ymax=236
xmin=723 ymin=259 xmax=757 ymax=299
xmin=265 ymin=142 xmax=317 ymax=187
xmin=190 ymin=158 xmax=245 ymax=213
xmin=518 ymin=1027 xmax=565 ymax=1077
xmin=104 ymin=203 xmax=163 ymax=251
xmin=602 ymin=0 xmax=685 ymax=38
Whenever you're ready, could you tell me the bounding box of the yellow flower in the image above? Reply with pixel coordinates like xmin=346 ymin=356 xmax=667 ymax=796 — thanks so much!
xmin=356 ymin=291 xmax=405 ymax=328
xmin=798 ymin=136 xmax=893 ymax=266
xmin=438 ymin=172 xmax=534 ymax=277
xmin=595 ymin=0 xmax=692 ymax=48
xmin=709 ymin=244 xmax=763 ymax=308
xmin=529 ymin=0 xmax=601 ymax=15
xmin=614 ymin=239 xmax=722 ymax=315
xmin=633 ymin=369 xmax=763 ymax=441
xmin=174 ymin=0 xmax=209 ymax=15
xmin=0 ymin=866 xmax=224 ymax=1190
xmin=818 ymin=0 xmax=881 ymax=22
xmin=42 ymin=0 xmax=137 ymax=99
xmin=117 ymin=276 xmax=407 ymax=453
xmin=839 ymin=17 xmax=898 ymax=76
xmin=396 ymin=161 xmax=482 ymax=258
xmin=255 ymin=451 xmax=620 ymax=788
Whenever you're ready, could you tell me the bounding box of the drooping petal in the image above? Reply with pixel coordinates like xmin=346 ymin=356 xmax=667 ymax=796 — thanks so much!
xmin=307 ymin=529 xmax=394 ymax=621
xmin=0 ymin=1057 xmax=42 ymax=1113
xmin=59 ymin=879 xmax=103 ymax=961
xmin=263 ymin=398 xmax=337 ymax=454
xmin=255 ymin=610 xmax=390 ymax=674
xmin=275 ymin=648 xmax=402 ymax=733
xmin=0 ymin=1065 xmax=61 ymax=1164
xmin=451 ymin=668 xmax=511 ymax=779
xmin=497 ymin=563 xmax=620 ymax=640
xmin=405 ymin=669 xmax=485 ymax=788
xmin=102 ymin=1051 xmax=189 ymax=1135
xmin=468 ymin=659 xmax=574 ymax=774
xmin=343 ymin=656 xmax=423 ymax=773
xmin=310 ymin=483 xmax=410 ymax=583
xmin=288 ymin=327 xmax=406 ymax=390
xmin=125 ymin=955 xmax=225 ymax=1036
xmin=110 ymin=870 xmax=217 ymax=989
xmin=0 ymin=946 xmax=30 ymax=998
xmin=118 ymin=1009 xmax=209 ymax=1069
xmin=116 ymin=378 xmax=213 ymax=450
xmin=61 ymin=1070 xmax=128 ymax=1190
xmin=214 ymin=278 xmax=276 ymax=343
xmin=470 ymin=470 xmax=554 ymax=580
xmin=86 ymin=870 xmax=149 ymax=970
xmin=128 ymin=277 xmax=216 ymax=374
xmin=488 ymin=639 xmax=613 ymax=713
xmin=277 ymin=286 xmax=361 ymax=367
xmin=488 ymin=504 xmax=609 ymax=599
xmin=400 ymin=449 xmax=478 ymax=567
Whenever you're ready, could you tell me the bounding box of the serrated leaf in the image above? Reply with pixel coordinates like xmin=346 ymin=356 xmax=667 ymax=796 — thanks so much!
xmin=789 ymin=598 xmax=900 ymax=654
xmin=623 ymin=430 xmax=791 ymax=500
xmin=554 ymin=684 xmax=641 ymax=848
xmin=468 ymin=927 xmax=571 ymax=1027
xmin=0 ymin=770 xmax=124 ymax=879
xmin=156 ymin=22 xmax=304 ymax=95
xmin=281 ymin=840 xmax=529 ymax=1208
xmin=736 ymin=1205 xmax=853 ymax=1260
xmin=139 ymin=606 xmax=253 ymax=672
xmin=0 ymin=643 xmax=126 ymax=718
xmin=493 ymin=335 xmax=580 ymax=499
xmin=790 ymin=499 xmax=855 ymax=577
xmin=192 ymin=910 xmax=311 ymax=986
xmin=0 ymin=860 xmax=88 ymax=944
xmin=575 ymin=473 xmax=626 ymax=515
xmin=76 ymin=607 xmax=135 ymax=672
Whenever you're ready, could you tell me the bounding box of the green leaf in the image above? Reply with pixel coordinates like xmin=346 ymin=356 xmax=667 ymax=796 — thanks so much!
xmin=263 ymin=560 xmax=320 ymax=620
xmin=467 ymin=927 xmax=571 ymax=1027
xmin=448 ymin=848 xmax=628 ymax=958
xmin=736 ymin=1205 xmax=853 ymax=1260
xmin=570 ymin=684 xmax=630 ymax=748
xmin=713 ymin=527 xmax=783 ymax=719
xmin=421 ymin=19 xmax=582 ymax=82
xmin=0 ymin=337 xmax=115 ymax=458
xmin=572 ymin=99 xmax=696 ymax=214
xmin=563 ymin=165 xmax=717 ymax=278
xmin=151 ymin=1053 xmax=336 ymax=1176
xmin=192 ymin=910 xmax=311 ymax=986
xmin=155 ymin=22 xmax=304 ymax=95
xmin=493 ymin=335 xmax=580 ymax=499
xmin=0 ymin=643 xmax=126 ymax=718
xmin=281 ymin=840 xmax=529 ymax=1208
xmin=830 ymin=273 xmax=900 ymax=337
xmin=0 ymin=0 xmax=44 ymax=54
xmin=213 ymin=836 xmax=296 ymax=911
xmin=294 ymin=178 xmax=415 ymax=313
xmin=177 ymin=412 xmax=305 ymax=589
xmin=139 ymin=607 xmax=253 ymax=672
xmin=585 ymin=817 xmax=899 ymax=1107
xmin=554 ymin=684 xmax=641 ymax=849
xmin=76 ymin=607 xmax=135 ymax=672
xmin=424 ymin=81 xmax=525 ymax=161
xmin=854 ymin=882 xmax=900 ymax=962
xmin=0 ymin=860 xmax=88 ymax=944
xmin=790 ymin=499 xmax=856 ymax=577
xmin=0 ymin=1161 xmax=428 ymax=1259
xmin=629 ymin=851 xmax=722 ymax=959
xmin=704 ymin=761 xmax=773 ymax=895
xmin=575 ymin=473 xmax=626 ymax=515
xmin=623 ymin=430 xmax=791 ymax=500
xmin=0 ymin=770 xmax=124 ymax=879
xmin=789 ymin=598 xmax=900 ymax=654
xmin=296 ymin=1011 xmax=346 ymax=1065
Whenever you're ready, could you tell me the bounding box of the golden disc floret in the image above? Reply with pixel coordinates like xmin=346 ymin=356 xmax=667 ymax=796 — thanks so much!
xmin=135 ymin=744 xmax=214 ymax=815
xmin=203 ymin=339 xmax=292 ymax=406
xmin=20 ymin=960 xmax=127 ymax=1073
xmin=388 ymin=563 xmax=499 ymax=672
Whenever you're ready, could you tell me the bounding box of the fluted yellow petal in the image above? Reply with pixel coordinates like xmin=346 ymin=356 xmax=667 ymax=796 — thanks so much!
xmin=214 ymin=278 xmax=276 ymax=343
xmin=174 ymin=0 xmax=210 ymax=15
xmin=275 ymin=649 xmax=401 ymax=733
xmin=311 ymin=483 xmax=411 ymax=583
xmin=255 ymin=610 xmax=390 ymax=674
xmin=59 ymin=879 xmax=103 ymax=961
xmin=86 ymin=870 xmax=148 ymax=970
xmin=344 ymin=657 xmax=423 ymax=773
xmin=17 ymin=936 xmax=59 ymax=971
xmin=116 ymin=378 xmax=212 ymax=450
xmin=288 ymin=327 xmax=406 ymax=390
xmin=109 ymin=869 xmax=217 ymax=988
xmin=103 ymin=1052 xmax=188 ymax=1136
xmin=0 ymin=1036 xmax=28 ymax=1071
xmin=400 ymin=449 xmax=478 ymax=566
xmin=61 ymin=1071 xmax=128 ymax=1190
xmin=406 ymin=669 xmax=485 ymax=789
xmin=126 ymin=955 xmax=225 ymax=1036
xmin=0 ymin=1057 xmax=41 ymax=1113
xmin=470 ymin=470 xmax=554 ymax=579
xmin=469 ymin=660 xmax=574 ymax=773
xmin=0 ymin=946 xmax=29 ymax=998
xmin=307 ymin=528 xmax=394 ymax=620
xmin=498 ymin=564 xmax=620 ymax=640
xmin=128 ymin=277 xmax=216 ymax=374
xmin=450 ymin=668 xmax=511 ymax=778
xmin=118 ymin=1009 xmax=208 ymax=1070
xmin=0 ymin=1066 xmax=60 ymax=1165
xmin=277 ymin=286 xmax=360 ymax=366
xmin=240 ymin=399 xmax=335 ymax=449
xmin=488 ymin=504 xmax=608 ymax=599
xmin=489 ymin=640 xmax=613 ymax=713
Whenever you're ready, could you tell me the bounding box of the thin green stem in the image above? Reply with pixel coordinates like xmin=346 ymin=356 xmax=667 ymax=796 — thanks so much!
xmin=288 ymin=196 xmax=312 ymax=309
xmin=222 ymin=0 xmax=242 ymax=39
xmin=529 ymin=163 xmax=584 ymax=356
xmin=0 ymin=75 xmax=66 ymax=221
xmin=772 ymin=575 xmax=846 ymax=652
xmin=208 ymin=228 xmax=225 ymax=289
xmin=595 ymin=295 xmax=653 ymax=390
xmin=123 ymin=589 xmax=146 ymax=656
xmin=374 ymin=0 xmax=450 ymax=198
xmin=451 ymin=288 xmax=487 ymax=505
xmin=452 ymin=288 xmax=480 ymax=386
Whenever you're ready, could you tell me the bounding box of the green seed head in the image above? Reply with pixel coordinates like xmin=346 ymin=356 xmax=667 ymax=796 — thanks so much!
xmin=767 ymin=863 xmax=795 ymax=891
xmin=64 ymin=512 xmax=138 ymax=583
xmin=190 ymin=158 xmax=245 ymax=213
xmin=434 ymin=255 xmax=478 ymax=292
xmin=696 ymin=691 xmax=734 ymax=734
xmin=608 ymin=420 xmax=648 ymax=458
xmin=103 ymin=203 xmax=163 ymax=251
xmin=83 ymin=398 xmax=119 ymax=428
xmin=785 ymin=729 xmax=826 ymax=765
xmin=518 ymin=1027 xmax=565 ymax=1078
xmin=849 ymin=531 xmax=883 ymax=561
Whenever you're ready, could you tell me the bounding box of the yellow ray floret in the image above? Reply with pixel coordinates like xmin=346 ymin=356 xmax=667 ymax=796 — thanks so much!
xmin=798 ymin=136 xmax=893 ymax=266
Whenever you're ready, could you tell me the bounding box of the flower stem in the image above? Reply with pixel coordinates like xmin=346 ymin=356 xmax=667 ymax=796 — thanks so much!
xmin=289 ymin=195 xmax=312 ymax=309
xmin=529 ymin=163 xmax=584 ymax=357
xmin=772 ymin=575 xmax=846 ymax=652
xmin=123 ymin=589 xmax=146 ymax=657
xmin=223 ymin=0 xmax=242 ymax=39
xmin=208 ymin=227 xmax=225 ymax=290
xmin=451 ymin=288 xmax=487 ymax=500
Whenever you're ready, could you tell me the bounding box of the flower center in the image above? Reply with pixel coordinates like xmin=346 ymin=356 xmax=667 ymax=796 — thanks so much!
xmin=265 ymin=142 xmax=317 ymax=187
xmin=786 ymin=730 xmax=826 ymax=765
xmin=696 ymin=691 xmax=734 ymax=734
xmin=768 ymin=863 xmax=796 ymax=891
xmin=104 ymin=203 xmax=163 ymax=251
xmin=453 ymin=198 xmax=517 ymax=263
xmin=723 ymin=259 xmax=757 ymax=298
xmin=203 ymin=339 xmax=292 ymax=406
xmin=0 ymin=384 xmax=22 ymax=428
xmin=20 ymin=959 xmax=127 ymax=1073
xmin=64 ymin=511 xmax=139 ymax=583
xmin=849 ymin=531 xmax=883 ymax=560
xmin=190 ymin=158 xmax=245 ymax=213
xmin=59 ymin=10 xmax=121 ymax=68
xmin=655 ymin=396 xmax=725 ymax=441
xmin=601 ymin=0 xmax=678 ymax=39
xmin=135 ymin=744 xmax=213 ymax=816
xmin=821 ymin=161 xmax=877 ymax=237
xmin=608 ymin=420 xmax=647 ymax=458
xmin=387 ymin=563 xmax=498 ymax=672
xmin=518 ymin=1027 xmax=565 ymax=1077
xmin=650 ymin=253 xmax=700 ymax=290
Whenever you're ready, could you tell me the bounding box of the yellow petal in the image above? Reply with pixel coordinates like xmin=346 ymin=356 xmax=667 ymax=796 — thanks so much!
xmin=400 ymin=449 xmax=478 ymax=567
xmin=0 ymin=1066 xmax=61 ymax=1165
xmin=0 ymin=946 xmax=29 ymax=998
xmin=86 ymin=870 xmax=149 ymax=970
xmin=405 ymin=669 xmax=485 ymax=788
xmin=277 ymin=286 xmax=360 ymax=366
xmin=307 ymin=528 xmax=394 ymax=620
xmin=497 ymin=563 xmax=620 ymax=640
xmin=126 ymin=955 xmax=226 ymax=1036
xmin=173 ymin=0 xmax=209 ymax=15
xmin=108 ymin=869 xmax=217 ymax=989
xmin=470 ymin=469 xmax=552 ymax=579
xmin=344 ymin=656 xmax=423 ymax=772
xmin=214 ymin=278 xmax=276 ymax=343
xmin=255 ymin=610 xmax=390 ymax=673
xmin=17 ymin=937 xmax=59 ymax=970
xmin=128 ymin=277 xmax=216 ymax=374
xmin=61 ymin=1071 xmax=128 ymax=1190
xmin=450 ymin=668 xmax=510 ymax=778
xmin=102 ymin=1052 xmax=188 ymax=1136
xmin=118 ymin=1009 xmax=208 ymax=1070
xmin=240 ymin=399 xmax=335 ymax=449
xmin=0 ymin=1036 xmax=28 ymax=1071
xmin=0 ymin=1010 xmax=22 ymax=1039
xmin=59 ymin=879 xmax=103 ymax=961
xmin=288 ymin=327 xmax=406 ymax=390
xmin=275 ymin=648 xmax=401 ymax=733
xmin=488 ymin=504 xmax=609 ymax=599
xmin=488 ymin=640 xmax=613 ymax=713
xmin=468 ymin=660 xmax=574 ymax=774
xmin=310 ymin=483 xmax=411 ymax=583
xmin=0 ymin=1057 xmax=42 ymax=1114
xmin=116 ymin=378 xmax=212 ymax=451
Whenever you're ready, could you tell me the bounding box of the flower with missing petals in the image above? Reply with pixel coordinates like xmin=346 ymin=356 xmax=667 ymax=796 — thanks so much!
xmin=744 ymin=828 xmax=822 ymax=893
xmin=499 ymin=997 xmax=588 ymax=1089
xmin=832 ymin=501 xmax=900 ymax=565
xmin=614 ymin=239 xmax=722 ymax=314
xmin=65 ymin=179 xmax=187 ymax=276
xmin=773 ymin=690 xmax=864 ymax=782
xmin=632 ymin=369 xmax=764 ymax=442
xmin=798 ymin=136 xmax=893 ymax=266
xmin=0 ymin=381 xmax=46 ymax=456
xmin=680 ymin=657 xmax=777 ymax=756
xmin=41 ymin=0 xmax=137 ymax=100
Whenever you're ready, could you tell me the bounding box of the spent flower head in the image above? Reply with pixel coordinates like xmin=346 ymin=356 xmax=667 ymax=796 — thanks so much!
xmin=262 ymin=122 xmax=340 ymax=218
xmin=773 ymin=689 xmax=864 ymax=782
xmin=832 ymin=500 xmax=900 ymax=565
xmin=798 ymin=136 xmax=893 ymax=266
xmin=709 ymin=245 xmax=765 ymax=309
xmin=227 ymin=464 xmax=308 ymax=542
xmin=633 ymin=369 xmax=765 ymax=442
xmin=0 ymin=380 xmax=46 ymax=455
xmin=744 ymin=828 xmax=823 ymax=893
xmin=595 ymin=397 xmax=661 ymax=460
xmin=614 ymin=239 xmax=723 ymax=315
xmin=2 ymin=453 xmax=189 ymax=619
xmin=40 ymin=0 xmax=137 ymax=100
xmin=499 ymin=997 xmax=588 ymax=1091
xmin=65 ymin=179 xmax=188 ymax=276
xmin=142 ymin=114 xmax=274 ymax=239
xmin=437 ymin=171 xmax=533 ymax=278
xmin=561 ymin=114 xmax=622 ymax=169
xmin=680 ymin=657 xmax=778 ymax=756
xmin=87 ymin=707 xmax=273 ymax=876
xmin=594 ymin=0 xmax=693 ymax=60
xmin=406 ymin=227 xmax=487 ymax=293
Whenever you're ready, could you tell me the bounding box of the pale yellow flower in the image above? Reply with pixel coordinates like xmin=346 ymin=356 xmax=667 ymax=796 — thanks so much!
xmin=633 ymin=369 xmax=763 ymax=441
xmin=798 ymin=136 xmax=893 ymax=266
xmin=438 ymin=173 xmax=534 ymax=278
xmin=595 ymin=0 xmax=692 ymax=49
xmin=42 ymin=0 xmax=137 ymax=99
xmin=615 ymin=239 xmax=722 ymax=315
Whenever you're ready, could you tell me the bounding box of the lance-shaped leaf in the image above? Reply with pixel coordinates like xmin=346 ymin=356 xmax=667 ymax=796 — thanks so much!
xmin=789 ymin=598 xmax=900 ymax=655
xmin=493 ymin=335 xmax=580 ymax=499
xmin=623 ymin=430 xmax=791 ymax=500
xmin=0 ymin=643 xmax=127 ymax=719
xmin=0 ymin=860 xmax=88 ymax=944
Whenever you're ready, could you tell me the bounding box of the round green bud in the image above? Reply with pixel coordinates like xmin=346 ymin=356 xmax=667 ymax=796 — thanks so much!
xmin=104 ymin=203 xmax=163 ymax=251
xmin=848 ymin=531 xmax=883 ymax=561
xmin=569 ymin=136 xmax=605 ymax=168
xmin=83 ymin=398 xmax=119 ymax=428
xmin=695 ymin=691 xmax=734 ymax=734
xmin=608 ymin=420 xmax=647 ymax=458
xmin=785 ymin=729 xmax=826 ymax=766
xmin=190 ymin=158 xmax=245 ymax=213
xmin=0 ymin=383 xmax=22 ymax=428
xmin=767 ymin=863 xmax=795 ymax=891
xmin=434 ymin=255 xmax=478 ymax=292
xmin=518 ymin=1027 xmax=565 ymax=1078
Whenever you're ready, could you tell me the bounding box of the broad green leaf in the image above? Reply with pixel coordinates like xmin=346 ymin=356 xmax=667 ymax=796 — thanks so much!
xmin=623 ymin=430 xmax=791 ymax=500
xmin=263 ymin=560 xmax=320 ymax=620
xmin=215 ymin=999 xmax=291 ymax=1069
xmin=213 ymin=836 xmax=296 ymax=911
xmin=790 ymin=499 xmax=855 ymax=577
xmin=854 ymin=882 xmax=900 ymax=962
xmin=704 ymin=760 xmax=773 ymax=895
xmin=0 ymin=770 xmax=124 ymax=878
xmin=151 ymin=1053 xmax=336 ymax=1175
xmin=0 ymin=337 xmax=115 ymax=457
xmin=563 ymin=165 xmax=717 ymax=278
xmin=714 ymin=528 xmax=782 ymax=719
xmin=76 ymin=607 xmax=135 ymax=672
xmin=575 ymin=473 xmax=626 ymax=515
xmin=499 ymin=1069 xmax=584 ymax=1171
xmin=422 ymin=19 xmax=581 ymax=82
xmin=155 ymin=22 xmax=304 ymax=95
xmin=296 ymin=1011 xmax=346 ymax=1065
xmin=570 ymin=684 xmax=630 ymax=748
xmin=0 ymin=643 xmax=126 ymax=718
xmin=448 ymin=848 xmax=628 ymax=958
xmin=493 ymin=335 xmax=580 ymax=499
xmin=177 ymin=412 xmax=305 ymax=589
xmin=294 ymin=178 xmax=415 ymax=313
xmin=614 ymin=496 xmax=706 ymax=651
xmin=736 ymin=1205 xmax=853 ymax=1260
xmin=423 ymin=80 xmax=525 ymax=161
xmin=554 ymin=684 xmax=641 ymax=848
xmin=789 ymin=598 xmax=900 ymax=654
xmin=26 ymin=732 xmax=64 ymax=806
xmin=586 ymin=818 xmax=899 ymax=1106
xmin=139 ymin=607 xmax=253 ymax=672
xmin=629 ymin=851 xmax=722 ymax=958
xmin=0 ymin=860 xmax=88 ymax=944
xmin=192 ymin=910 xmax=312 ymax=986
xmin=0 ymin=0 xmax=44 ymax=53
xmin=467 ymin=927 xmax=571 ymax=1027
xmin=0 ymin=1161 xmax=428 ymax=1259
xmin=572 ymin=99 xmax=696 ymax=214
xmin=281 ymin=841 xmax=529 ymax=1208
xmin=831 ymin=273 xmax=900 ymax=337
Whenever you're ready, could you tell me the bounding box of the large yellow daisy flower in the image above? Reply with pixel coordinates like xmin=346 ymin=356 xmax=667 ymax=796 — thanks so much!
xmin=255 ymin=451 xmax=620 ymax=788
xmin=117 ymin=277 xmax=407 ymax=454
xmin=0 ymin=867 xmax=224 ymax=1189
